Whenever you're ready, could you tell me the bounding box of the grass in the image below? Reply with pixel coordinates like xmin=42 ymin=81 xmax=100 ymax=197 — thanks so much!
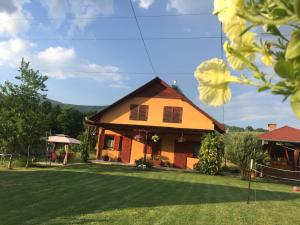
xmin=0 ymin=164 xmax=299 ymax=225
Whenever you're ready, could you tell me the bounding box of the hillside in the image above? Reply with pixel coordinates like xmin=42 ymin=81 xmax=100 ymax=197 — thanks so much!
xmin=49 ymin=99 xmax=107 ymax=113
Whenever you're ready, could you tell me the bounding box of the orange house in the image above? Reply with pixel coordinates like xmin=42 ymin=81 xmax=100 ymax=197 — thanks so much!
xmin=86 ymin=77 xmax=225 ymax=170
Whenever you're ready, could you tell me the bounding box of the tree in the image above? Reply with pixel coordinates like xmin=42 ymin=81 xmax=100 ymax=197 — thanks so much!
xmin=194 ymin=0 xmax=300 ymax=119
xmin=197 ymin=133 xmax=224 ymax=175
xmin=245 ymin=126 xmax=254 ymax=132
xmin=225 ymin=132 xmax=269 ymax=178
xmin=0 ymin=59 xmax=48 ymax=165
xmin=57 ymin=107 xmax=84 ymax=138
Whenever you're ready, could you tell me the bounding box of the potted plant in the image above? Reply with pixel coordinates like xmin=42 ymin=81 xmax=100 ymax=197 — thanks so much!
xmin=151 ymin=134 xmax=160 ymax=143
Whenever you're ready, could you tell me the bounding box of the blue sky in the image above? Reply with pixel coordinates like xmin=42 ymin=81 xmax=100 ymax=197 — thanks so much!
xmin=0 ymin=0 xmax=299 ymax=129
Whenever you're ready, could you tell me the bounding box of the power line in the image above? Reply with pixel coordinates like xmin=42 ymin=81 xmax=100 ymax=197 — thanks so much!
xmin=2 ymin=13 xmax=213 ymax=21
xmin=7 ymin=36 xmax=221 ymax=41
xmin=38 ymin=70 xmax=193 ymax=75
xmin=129 ymin=0 xmax=156 ymax=75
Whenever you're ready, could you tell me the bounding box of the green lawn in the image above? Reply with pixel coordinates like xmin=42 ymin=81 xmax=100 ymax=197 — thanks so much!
xmin=0 ymin=164 xmax=299 ymax=225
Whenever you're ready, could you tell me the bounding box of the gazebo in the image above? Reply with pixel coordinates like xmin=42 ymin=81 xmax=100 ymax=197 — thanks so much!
xmin=258 ymin=125 xmax=300 ymax=178
xmin=47 ymin=134 xmax=81 ymax=165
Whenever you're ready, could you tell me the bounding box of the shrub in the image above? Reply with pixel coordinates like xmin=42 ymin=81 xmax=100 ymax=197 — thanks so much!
xmin=103 ymin=155 xmax=109 ymax=161
xmin=225 ymin=132 xmax=269 ymax=178
xmin=197 ymin=133 xmax=224 ymax=175
xmin=135 ymin=157 xmax=153 ymax=169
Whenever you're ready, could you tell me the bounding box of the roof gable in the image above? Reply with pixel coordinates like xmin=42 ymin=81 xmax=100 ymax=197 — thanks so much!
xmin=258 ymin=126 xmax=300 ymax=143
xmin=88 ymin=77 xmax=225 ymax=133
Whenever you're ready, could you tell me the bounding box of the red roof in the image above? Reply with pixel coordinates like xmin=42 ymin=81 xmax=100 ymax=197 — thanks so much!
xmin=258 ymin=126 xmax=300 ymax=143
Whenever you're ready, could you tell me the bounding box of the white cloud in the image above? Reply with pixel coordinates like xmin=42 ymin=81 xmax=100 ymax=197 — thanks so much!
xmin=0 ymin=0 xmax=32 ymax=37
xmin=134 ymin=0 xmax=155 ymax=9
xmin=34 ymin=46 xmax=126 ymax=87
xmin=166 ymin=0 xmax=211 ymax=13
xmin=0 ymin=0 xmax=17 ymax=13
xmin=224 ymin=89 xmax=300 ymax=128
xmin=40 ymin=0 xmax=114 ymax=34
xmin=0 ymin=38 xmax=126 ymax=87
xmin=40 ymin=0 xmax=68 ymax=28
xmin=0 ymin=38 xmax=34 ymax=67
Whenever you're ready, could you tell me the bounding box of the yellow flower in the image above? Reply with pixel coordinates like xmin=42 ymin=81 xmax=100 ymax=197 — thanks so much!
xmin=291 ymin=91 xmax=300 ymax=119
xmin=214 ymin=0 xmax=243 ymax=24
xmin=214 ymin=0 xmax=246 ymax=43
xmin=223 ymin=18 xmax=247 ymax=43
xmin=194 ymin=58 xmax=241 ymax=106
xmin=261 ymin=54 xmax=275 ymax=66
xmin=224 ymin=32 xmax=256 ymax=70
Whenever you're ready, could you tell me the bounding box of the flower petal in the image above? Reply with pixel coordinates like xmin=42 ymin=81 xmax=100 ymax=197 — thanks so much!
xmin=194 ymin=58 xmax=240 ymax=106
xmin=291 ymin=91 xmax=300 ymax=119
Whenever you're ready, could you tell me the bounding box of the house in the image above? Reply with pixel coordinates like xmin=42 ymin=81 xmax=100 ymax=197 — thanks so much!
xmin=258 ymin=124 xmax=300 ymax=178
xmin=86 ymin=77 xmax=225 ymax=170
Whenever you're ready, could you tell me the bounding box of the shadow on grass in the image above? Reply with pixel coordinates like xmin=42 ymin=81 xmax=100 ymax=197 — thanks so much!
xmin=0 ymin=165 xmax=299 ymax=225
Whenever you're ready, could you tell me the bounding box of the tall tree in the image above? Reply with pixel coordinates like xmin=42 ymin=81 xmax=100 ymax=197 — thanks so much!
xmin=0 ymin=59 xmax=48 ymax=163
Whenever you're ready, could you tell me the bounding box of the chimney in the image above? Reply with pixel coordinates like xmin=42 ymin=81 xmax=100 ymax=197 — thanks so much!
xmin=268 ymin=123 xmax=277 ymax=131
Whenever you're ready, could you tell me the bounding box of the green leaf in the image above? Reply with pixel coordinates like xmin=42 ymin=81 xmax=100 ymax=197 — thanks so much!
xmin=263 ymin=24 xmax=282 ymax=36
xmin=286 ymin=30 xmax=300 ymax=59
xmin=258 ymin=85 xmax=270 ymax=92
xmin=295 ymin=0 xmax=300 ymax=19
xmin=271 ymin=7 xmax=289 ymax=19
xmin=274 ymin=60 xmax=294 ymax=79
xmin=290 ymin=90 xmax=300 ymax=119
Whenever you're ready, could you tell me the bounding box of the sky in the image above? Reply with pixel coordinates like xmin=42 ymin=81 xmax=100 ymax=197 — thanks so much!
xmin=0 ymin=0 xmax=299 ymax=129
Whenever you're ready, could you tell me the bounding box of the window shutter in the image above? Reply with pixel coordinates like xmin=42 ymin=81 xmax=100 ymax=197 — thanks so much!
xmin=173 ymin=107 xmax=183 ymax=123
xmin=139 ymin=105 xmax=148 ymax=121
xmin=130 ymin=104 xmax=139 ymax=120
xmin=114 ymin=135 xmax=120 ymax=150
xmin=163 ymin=106 xmax=172 ymax=122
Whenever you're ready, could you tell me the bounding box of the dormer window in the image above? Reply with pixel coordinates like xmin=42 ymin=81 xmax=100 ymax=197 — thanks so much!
xmin=163 ymin=106 xmax=183 ymax=123
xmin=129 ymin=104 xmax=149 ymax=121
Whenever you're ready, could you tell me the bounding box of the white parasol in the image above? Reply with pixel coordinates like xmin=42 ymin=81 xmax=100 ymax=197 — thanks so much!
xmin=48 ymin=134 xmax=81 ymax=145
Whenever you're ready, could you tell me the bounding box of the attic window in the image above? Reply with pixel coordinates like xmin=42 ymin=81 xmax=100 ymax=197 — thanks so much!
xmin=163 ymin=106 xmax=183 ymax=123
xmin=129 ymin=104 xmax=148 ymax=121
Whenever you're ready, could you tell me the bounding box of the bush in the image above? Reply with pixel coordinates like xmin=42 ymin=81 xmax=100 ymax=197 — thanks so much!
xmin=225 ymin=132 xmax=269 ymax=178
xmin=78 ymin=129 xmax=91 ymax=163
xmin=135 ymin=157 xmax=153 ymax=169
xmin=197 ymin=133 xmax=224 ymax=175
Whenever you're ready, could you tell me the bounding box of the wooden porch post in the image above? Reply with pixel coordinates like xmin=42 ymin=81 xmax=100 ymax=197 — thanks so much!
xmin=294 ymin=147 xmax=299 ymax=171
xmin=95 ymin=127 xmax=101 ymax=160
xmin=96 ymin=127 xmax=105 ymax=160
xmin=143 ymin=131 xmax=148 ymax=163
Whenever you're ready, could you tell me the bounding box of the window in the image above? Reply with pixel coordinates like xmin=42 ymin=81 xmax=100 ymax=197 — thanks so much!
xmin=104 ymin=135 xmax=114 ymax=149
xmin=163 ymin=106 xmax=183 ymax=123
xmin=129 ymin=104 xmax=149 ymax=121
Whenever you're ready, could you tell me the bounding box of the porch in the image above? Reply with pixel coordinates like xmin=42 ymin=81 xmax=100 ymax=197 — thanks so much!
xmin=89 ymin=123 xmax=208 ymax=170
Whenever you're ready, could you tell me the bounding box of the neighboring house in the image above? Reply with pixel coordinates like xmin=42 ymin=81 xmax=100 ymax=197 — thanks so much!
xmin=258 ymin=124 xmax=300 ymax=175
xmin=86 ymin=77 xmax=225 ymax=170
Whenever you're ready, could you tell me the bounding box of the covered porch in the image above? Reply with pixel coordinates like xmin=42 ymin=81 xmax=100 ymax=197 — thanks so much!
xmin=86 ymin=122 xmax=209 ymax=170
xmin=258 ymin=125 xmax=300 ymax=179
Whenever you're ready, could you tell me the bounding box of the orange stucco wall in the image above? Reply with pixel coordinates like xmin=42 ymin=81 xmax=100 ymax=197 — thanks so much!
xmin=100 ymin=97 xmax=215 ymax=130
xmin=186 ymin=157 xmax=199 ymax=170
xmin=160 ymin=134 xmax=175 ymax=165
xmin=101 ymin=149 xmax=119 ymax=160
xmin=130 ymin=140 xmax=145 ymax=164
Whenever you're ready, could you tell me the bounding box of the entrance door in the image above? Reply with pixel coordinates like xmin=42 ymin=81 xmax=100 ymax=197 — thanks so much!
xmin=120 ymin=136 xmax=132 ymax=163
xmin=174 ymin=141 xmax=195 ymax=169
xmin=151 ymin=140 xmax=162 ymax=158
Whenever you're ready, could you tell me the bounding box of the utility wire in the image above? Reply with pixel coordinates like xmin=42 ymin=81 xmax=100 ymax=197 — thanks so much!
xmin=3 ymin=13 xmax=213 ymax=20
xmin=38 ymin=70 xmax=193 ymax=75
xmin=129 ymin=0 xmax=156 ymax=75
xmin=14 ymin=36 xmax=221 ymax=41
